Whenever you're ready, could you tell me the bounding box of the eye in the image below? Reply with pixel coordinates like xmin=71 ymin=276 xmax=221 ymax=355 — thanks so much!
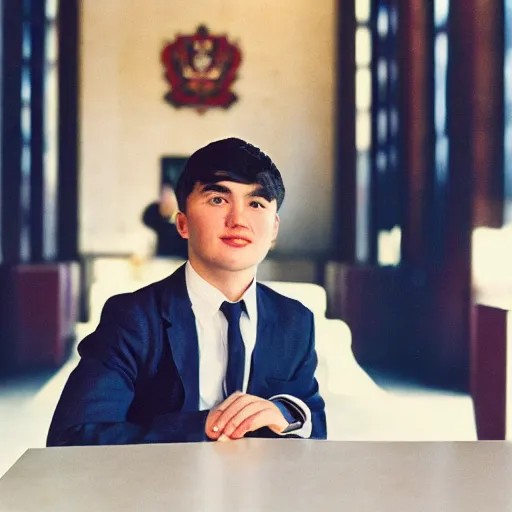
xmin=209 ymin=196 xmax=226 ymax=206
xmin=250 ymin=200 xmax=265 ymax=209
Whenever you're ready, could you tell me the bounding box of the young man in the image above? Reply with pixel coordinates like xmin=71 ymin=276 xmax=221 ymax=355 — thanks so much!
xmin=47 ymin=138 xmax=326 ymax=445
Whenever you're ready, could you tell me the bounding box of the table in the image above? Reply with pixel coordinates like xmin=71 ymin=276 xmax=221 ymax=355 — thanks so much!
xmin=1 ymin=439 xmax=512 ymax=511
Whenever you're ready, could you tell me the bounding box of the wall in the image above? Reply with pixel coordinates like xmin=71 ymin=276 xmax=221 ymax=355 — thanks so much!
xmin=80 ymin=0 xmax=335 ymax=256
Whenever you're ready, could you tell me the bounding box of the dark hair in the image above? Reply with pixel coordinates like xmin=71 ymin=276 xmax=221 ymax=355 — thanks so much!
xmin=175 ymin=138 xmax=285 ymax=212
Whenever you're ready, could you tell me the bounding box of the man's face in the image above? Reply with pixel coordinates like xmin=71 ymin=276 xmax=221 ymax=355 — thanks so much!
xmin=176 ymin=180 xmax=280 ymax=275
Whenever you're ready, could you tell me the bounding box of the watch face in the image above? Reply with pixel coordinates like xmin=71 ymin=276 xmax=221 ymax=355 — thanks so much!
xmin=281 ymin=420 xmax=303 ymax=434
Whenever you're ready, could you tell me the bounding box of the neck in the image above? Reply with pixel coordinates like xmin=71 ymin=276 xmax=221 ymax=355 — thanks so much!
xmin=188 ymin=259 xmax=255 ymax=302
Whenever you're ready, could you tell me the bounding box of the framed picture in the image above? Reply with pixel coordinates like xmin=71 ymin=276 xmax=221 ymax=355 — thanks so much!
xmin=160 ymin=156 xmax=188 ymax=189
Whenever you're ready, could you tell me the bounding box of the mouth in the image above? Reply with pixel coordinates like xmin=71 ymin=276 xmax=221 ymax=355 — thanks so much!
xmin=221 ymin=237 xmax=252 ymax=248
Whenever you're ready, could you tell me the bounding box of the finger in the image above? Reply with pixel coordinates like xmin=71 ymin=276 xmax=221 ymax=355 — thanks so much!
xmin=206 ymin=409 xmax=224 ymax=439
xmin=223 ymin=403 xmax=275 ymax=439
xmin=214 ymin=395 xmax=260 ymax=435
xmin=230 ymin=409 xmax=275 ymax=440
xmin=217 ymin=434 xmax=232 ymax=442
xmin=217 ymin=391 xmax=245 ymax=412
xmin=206 ymin=392 xmax=244 ymax=439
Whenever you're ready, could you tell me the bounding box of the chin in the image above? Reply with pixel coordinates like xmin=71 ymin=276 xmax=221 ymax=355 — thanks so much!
xmin=193 ymin=245 xmax=270 ymax=274
xmin=214 ymin=254 xmax=264 ymax=273
xmin=218 ymin=260 xmax=259 ymax=273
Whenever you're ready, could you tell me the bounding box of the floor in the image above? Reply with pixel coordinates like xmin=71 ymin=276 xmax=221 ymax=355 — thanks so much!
xmin=0 ymin=370 xmax=54 ymax=478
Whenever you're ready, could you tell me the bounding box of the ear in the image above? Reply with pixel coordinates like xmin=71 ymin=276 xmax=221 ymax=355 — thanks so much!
xmin=272 ymin=214 xmax=280 ymax=241
xmin=175 ymin=212 xmax=190 ymax=239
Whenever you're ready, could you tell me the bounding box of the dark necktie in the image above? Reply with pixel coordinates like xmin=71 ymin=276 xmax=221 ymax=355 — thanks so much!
xmin=220 ymin=301 xmax=245 ymax=397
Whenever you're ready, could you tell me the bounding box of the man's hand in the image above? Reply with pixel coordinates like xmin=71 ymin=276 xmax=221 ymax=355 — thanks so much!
xmin=205 ymin=392 xmax=289 ymax=441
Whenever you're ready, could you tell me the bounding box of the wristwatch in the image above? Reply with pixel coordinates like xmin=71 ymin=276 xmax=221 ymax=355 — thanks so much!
xmin=281 ymin=418 xmax=304 ymax=434
xmin=273 ymin=398 xmax=306 ymax=434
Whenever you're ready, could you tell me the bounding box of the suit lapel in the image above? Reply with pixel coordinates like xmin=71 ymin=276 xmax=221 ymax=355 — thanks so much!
xmin=159 ymin=268 xmax=279 ymax=405
xmin=160 ymin=265 xmax=200 ymax=412
xmin=247 ymin=285 xmax=276 ymax=394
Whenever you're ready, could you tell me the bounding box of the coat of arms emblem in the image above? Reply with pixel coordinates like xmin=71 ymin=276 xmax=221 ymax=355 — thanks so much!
xmin=161 ymin=25 xmax=242 ymax=113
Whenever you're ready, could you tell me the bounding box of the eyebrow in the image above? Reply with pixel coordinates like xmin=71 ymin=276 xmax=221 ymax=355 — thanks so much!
xmin=201 ymin=184 xmax=231 ymax=194
xmin=200 ymin=183 xmax=272 ymax=202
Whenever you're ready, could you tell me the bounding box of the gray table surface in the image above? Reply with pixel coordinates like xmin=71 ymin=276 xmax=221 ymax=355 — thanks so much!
xmin=1 ymin=439 xmax=511 ymax=512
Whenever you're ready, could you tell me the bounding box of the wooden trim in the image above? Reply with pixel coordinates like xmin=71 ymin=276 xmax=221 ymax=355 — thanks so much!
xmin=29 ymin=0 xmax=46 ymax=261
xmin=333 ymin=0 xmax=356 ymax=262
xmin=0 ymin=0 xmax=23 ymax=264
xmin=397 ymin=0 xmax=433 ymax=266
xmin=472 ymin=0 xmax=504 ymax=227
xmin=57 ymin=0 xmax=80 ymax=261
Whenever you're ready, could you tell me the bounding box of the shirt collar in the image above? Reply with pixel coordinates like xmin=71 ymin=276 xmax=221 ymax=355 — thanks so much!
xmin=185 ymin=261 xmax=257 ymax=320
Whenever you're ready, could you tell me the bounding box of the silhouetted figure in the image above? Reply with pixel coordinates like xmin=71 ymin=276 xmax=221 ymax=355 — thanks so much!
xmin=142 ymin=184 xmax=188 ymax=258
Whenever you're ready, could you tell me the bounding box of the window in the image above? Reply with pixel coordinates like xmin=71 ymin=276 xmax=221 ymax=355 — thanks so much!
xmin=20 ymin=0 xmax=60 ymax=261
xmin=431 ymin=0 xmax=450 ymax=257
xmin=20 ymin=0 xmax=32 ymax=261
xmin=355 ymin=0 xmax=372 ymax=263
xmin=374 ymin=1 xmax=401 ymax=266
xmin=43 ymin=0 xmax=60 ymax=259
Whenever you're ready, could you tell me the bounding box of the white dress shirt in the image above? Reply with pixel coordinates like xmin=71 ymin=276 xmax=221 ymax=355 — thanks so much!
xmin=185 ymin=261 xmax=312 ymax=438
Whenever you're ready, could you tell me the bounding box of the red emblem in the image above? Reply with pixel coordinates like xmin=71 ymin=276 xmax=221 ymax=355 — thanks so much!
xmin=161 ymin=25 xmax=242 ymax=113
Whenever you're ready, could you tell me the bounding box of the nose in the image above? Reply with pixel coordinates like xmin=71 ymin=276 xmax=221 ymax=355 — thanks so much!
xmin=225 ymin=201 xmax=249 ymax=229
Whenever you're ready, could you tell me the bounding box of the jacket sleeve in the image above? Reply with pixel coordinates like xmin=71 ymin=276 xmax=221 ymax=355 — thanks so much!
xmin=249 ymin=309 xmax=327 ymax=441
xmin=47 ymin=296 xmax=209 ymax=446
xmin=294 ymin=309 xmax=327 ymax=439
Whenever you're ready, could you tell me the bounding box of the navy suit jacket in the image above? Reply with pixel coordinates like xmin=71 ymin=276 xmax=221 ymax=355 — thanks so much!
xmin=47 ymin=265 xmax=326 ymax=446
